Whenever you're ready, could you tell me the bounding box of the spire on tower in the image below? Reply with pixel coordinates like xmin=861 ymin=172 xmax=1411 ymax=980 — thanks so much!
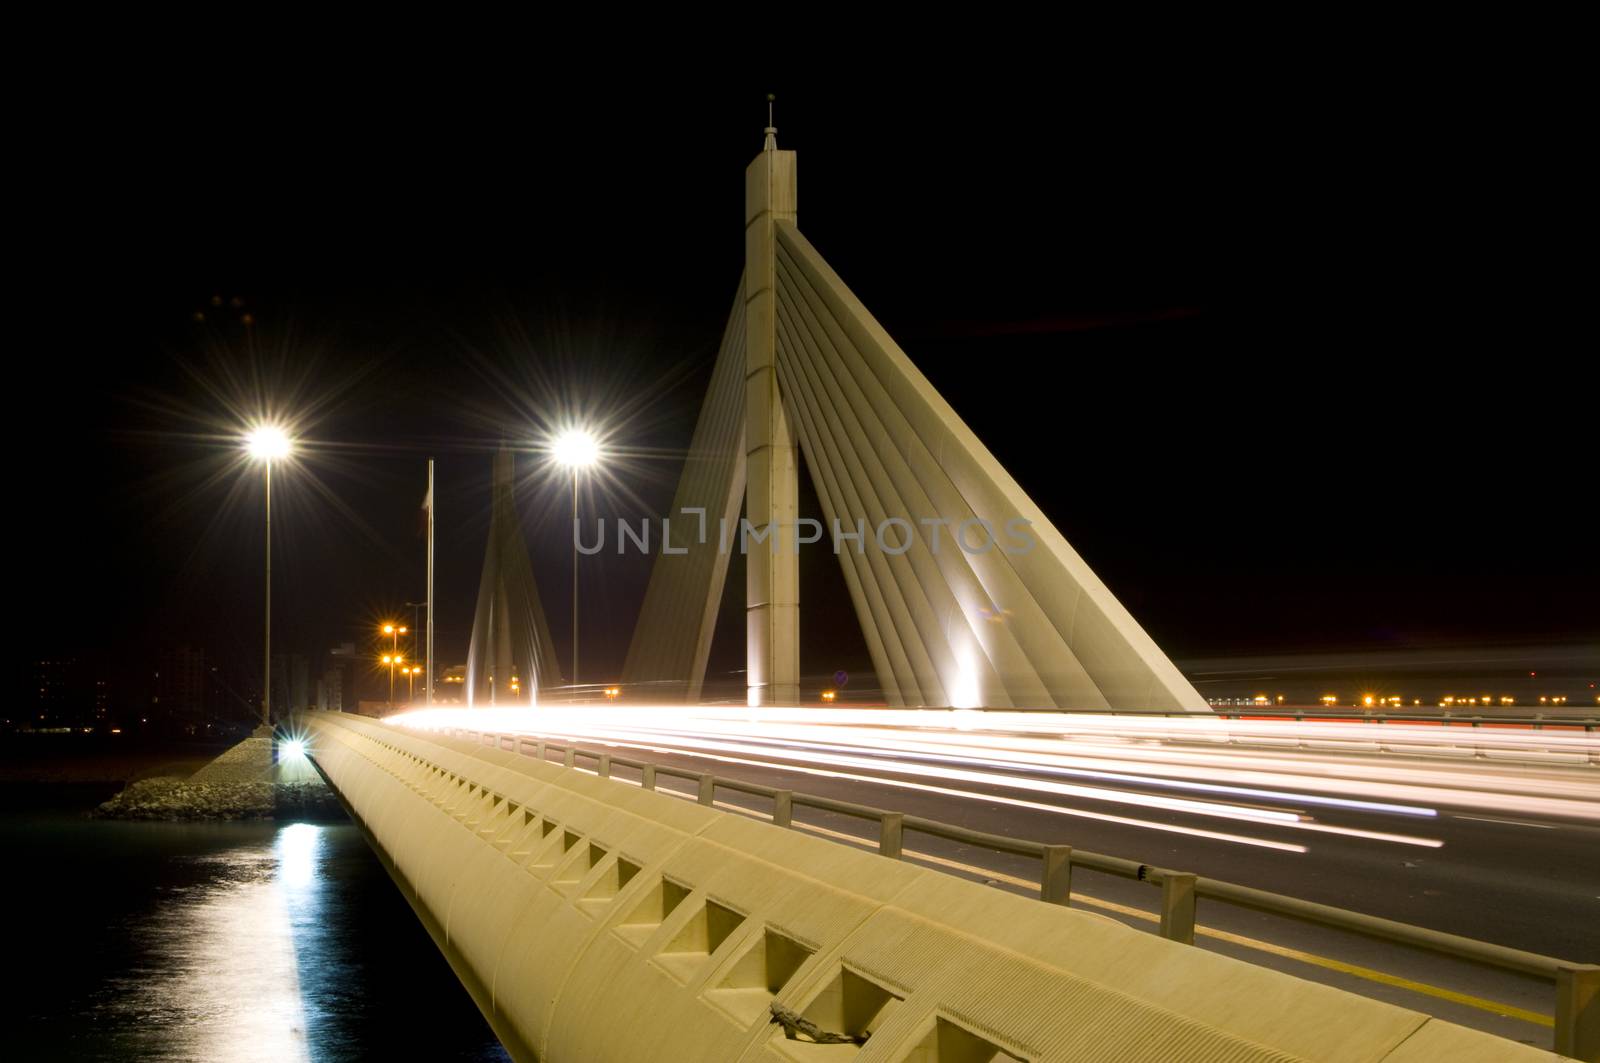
xmin=764 ymin=92 xmax=777 ymax=151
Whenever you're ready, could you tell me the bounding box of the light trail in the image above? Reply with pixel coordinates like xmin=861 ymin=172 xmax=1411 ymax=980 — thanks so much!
xmin=560 ymin=735 xmax=1312 ymax=853
xmin=390 ymin=705 xmax=1600 ymax=827
xmin=379 ymin=705 xmax=1600 ymax=858
xmin=553 ymin=725 xmax=1438 ymax=817
xmin=494 ymin=721 xmax=1447 ymax=848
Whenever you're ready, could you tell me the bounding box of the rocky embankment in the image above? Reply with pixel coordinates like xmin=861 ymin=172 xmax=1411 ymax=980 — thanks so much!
xmin=93 ymin=732 xmax=342 ymax=822
xmin=92 ymin=776 xmax=340 ymax=820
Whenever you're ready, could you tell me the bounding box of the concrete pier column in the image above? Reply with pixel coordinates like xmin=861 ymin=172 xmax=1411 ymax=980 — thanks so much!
xmin=745 ymin=127 xmax=800 ymax=706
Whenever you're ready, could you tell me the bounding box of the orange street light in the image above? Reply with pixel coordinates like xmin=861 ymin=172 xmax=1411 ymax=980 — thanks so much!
xmin=381 ymin=652 xmax=405 ymax=706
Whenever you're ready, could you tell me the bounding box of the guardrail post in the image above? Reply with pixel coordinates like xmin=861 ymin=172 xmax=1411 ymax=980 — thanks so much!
xmin=597 ymin=754 xmax=611 ymax=778
xmin=563 ymin=747 xmax=575 ymax=769
xmin=535 ymin=740 xmax=546 ymax=761
xmin=773 ymin=790 xmax=793 ymax=828
xmin=641 ymin=764 xmax=657 ymax=790
xmin=1555 ymin=962 xmax=1600 ymax=1061
xmin=879 ymin=813 xmax=904 ymax=859
xmin=1040 ymin=845 xmax=1072 ymax=905
xmin=698 ymin=773 xmax=716 ymax=805
xmin=1159 ymin=873 xmax=1197 ymax=945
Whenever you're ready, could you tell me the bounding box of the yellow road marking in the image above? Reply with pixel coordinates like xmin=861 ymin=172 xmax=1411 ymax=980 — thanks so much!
xmin=708 ymin=797 xmax=1553 ymax=1027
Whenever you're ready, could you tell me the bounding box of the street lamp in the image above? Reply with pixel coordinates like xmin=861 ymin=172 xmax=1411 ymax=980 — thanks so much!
xmin=381 ymin=620 xmax=409 ymax=688
xmin=382 ymin=653 xmax=405 ymax=708
xmin=552 ymin=429 xmax=600 ymax=696
xmin=404 ymin=600 xmax=425 ymax=691
xmin=246 ymin=425 xmax=292 ymax=729
xmin=382 ymin=622 xmax=407 ymax=655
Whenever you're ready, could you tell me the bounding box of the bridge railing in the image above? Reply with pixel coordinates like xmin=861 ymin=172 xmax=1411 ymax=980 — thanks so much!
xmin=452 ymin=726 xmax=1599 ymax=1059
xmin=1211 ymin=710 xmax=1596 ymax=728
xmin=644 ymin=693 xmax=1600 ymax=729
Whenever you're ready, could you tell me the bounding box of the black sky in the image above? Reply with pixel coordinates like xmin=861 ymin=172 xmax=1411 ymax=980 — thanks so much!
xmin=19 ymin=65 xmax=1596 ymax=698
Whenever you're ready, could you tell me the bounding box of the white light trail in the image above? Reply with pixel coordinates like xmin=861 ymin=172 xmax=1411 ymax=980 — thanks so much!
xmin=552 ymin=734 xmax=1311 ymax=853
xmin=388 ymin=706 xmax=1600 ymax=849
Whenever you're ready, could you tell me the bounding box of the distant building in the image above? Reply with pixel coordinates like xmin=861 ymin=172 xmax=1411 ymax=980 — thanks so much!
xmin=153 ymin=646 xmax=207 ymax=731
xmin=30 ymin=653 xmax=114 ymax=731
xmin=203 ymin=657 xmax=262 ymax=734
xmin=319 ymin=643 xmax=357 ymax=712
xmin=270 ymin=653 xmax=311 ymax=718
xmin=439 ymin=663 xmax=467 ymax=704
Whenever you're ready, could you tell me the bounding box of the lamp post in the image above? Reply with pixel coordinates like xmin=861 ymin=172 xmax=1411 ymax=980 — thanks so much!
xmin=404 ymin=600 xmax=425 ymax=694
xmin=552 ymin=429 xmax=600 ymax=697
xmin=382 ymin=653 xmax=405 ymax=708
xmin=246 ymin=426 xmax=292 ymax=729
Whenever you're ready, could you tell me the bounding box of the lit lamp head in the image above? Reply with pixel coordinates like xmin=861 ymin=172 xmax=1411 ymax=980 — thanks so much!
xmin=245 ymin=425 xmax=292 ymax=462
xmin=552 ymin=429 xmax=601 ymax=470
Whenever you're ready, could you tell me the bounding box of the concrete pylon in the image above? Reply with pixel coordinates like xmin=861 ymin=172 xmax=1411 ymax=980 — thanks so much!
xmin=744 ymin=127 xmax=800 ymax=706
xmin=466 ymin=447 xmax=563 ymax=706
xmin=625 ymin=132 xmax=1208 ymax=713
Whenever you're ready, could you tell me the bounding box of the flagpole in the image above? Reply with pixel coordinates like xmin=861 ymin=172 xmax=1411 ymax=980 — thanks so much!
xmin=426 ymin=458 xmax=435 ymax=706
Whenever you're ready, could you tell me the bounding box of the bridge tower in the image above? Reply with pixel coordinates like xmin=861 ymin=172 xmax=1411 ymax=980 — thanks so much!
xmin=744 ymin=120 xmax=800 ymax=706
xmin=623 ymin=117 xmax=1209 ymax=713
xmin=465 ymin=447 xmax=563 ymax=706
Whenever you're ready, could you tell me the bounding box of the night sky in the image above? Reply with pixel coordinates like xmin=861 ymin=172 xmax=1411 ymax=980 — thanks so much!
xmin=20 ymin=70 xmax=1596 ymax=704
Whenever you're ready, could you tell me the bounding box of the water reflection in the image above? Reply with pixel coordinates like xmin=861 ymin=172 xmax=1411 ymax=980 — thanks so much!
xmin=104 ymin=825 xmax=323 ymax=1061
xmin=278 ymin=822 xmax=320 ymax=890
xmin=7 ymin=796 xmax=509 ymax=1062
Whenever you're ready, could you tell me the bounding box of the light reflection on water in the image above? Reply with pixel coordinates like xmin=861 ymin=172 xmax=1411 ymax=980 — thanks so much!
xmin=5 ymin=798 xmax=510 ymax=1063
xmin=103 ymin=825 xmax=322 ymax=1061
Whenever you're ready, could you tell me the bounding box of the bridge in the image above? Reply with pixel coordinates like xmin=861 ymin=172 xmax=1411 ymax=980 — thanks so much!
xmin=303 ymin=126 xmax=1597 ymax=1060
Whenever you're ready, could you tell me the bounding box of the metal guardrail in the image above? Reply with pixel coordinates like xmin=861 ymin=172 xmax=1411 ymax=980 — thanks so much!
xmin=517 ymin=695 xmax=1600 ymax=728
xmin=444 ymin=726 xmax=1599 ymax=1059
xmin=642 ymin=701 xmax=1600 ymax=729
xmin=1210 ymin=711 xmax=1597 ymax=731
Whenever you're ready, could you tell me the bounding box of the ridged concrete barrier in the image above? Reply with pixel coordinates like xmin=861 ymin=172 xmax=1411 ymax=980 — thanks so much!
xmin=302 ymin=713 xmax=1564 ymax=1062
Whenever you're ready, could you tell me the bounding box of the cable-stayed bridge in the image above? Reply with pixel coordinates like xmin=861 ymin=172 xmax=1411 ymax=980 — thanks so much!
xmin=326 ymin=128 xmax=1597 ymax=1061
